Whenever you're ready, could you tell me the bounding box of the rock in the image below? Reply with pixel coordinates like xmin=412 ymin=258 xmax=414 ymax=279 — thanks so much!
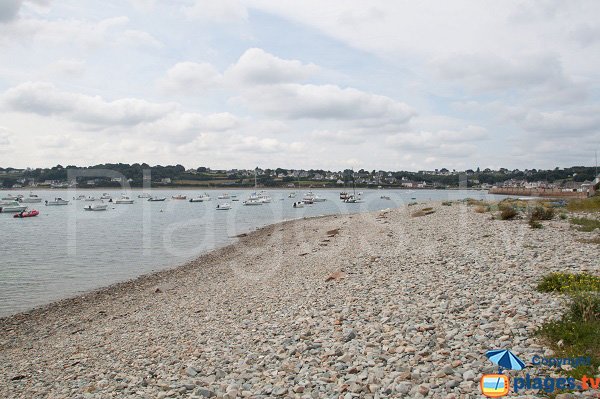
xmin=462 ymin=370 xmax=476 ymax=381
xmin=344 ymin=329 xmax=357 ymax=342
xmin=195 ymin=388 xmax=215 ymax=397
xmin=186 ymin=367 xmax=198 ymax=377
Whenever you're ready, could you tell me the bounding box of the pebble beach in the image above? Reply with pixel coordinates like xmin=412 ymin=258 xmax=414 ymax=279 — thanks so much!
xmin=1 ymin=203 xmax=598 ymax=398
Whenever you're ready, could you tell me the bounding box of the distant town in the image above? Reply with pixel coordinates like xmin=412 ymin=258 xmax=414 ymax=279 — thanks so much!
xmin=0 ymin=164 xmax=598 ymax=193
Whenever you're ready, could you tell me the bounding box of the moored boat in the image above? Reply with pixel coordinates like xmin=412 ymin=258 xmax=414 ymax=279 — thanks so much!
xmin=172 ymin=195 xmax=187 ymax=200
xmin=19 ymin=193 xmax=42 ymax=203
xmin=216 ymin=203 xmax=231 ymax=210
xmin=217 ymin=193 xmax=230 ymax=199
xmin=293 ymin=201 xmax=304 ymax=208
xmin=100 ymin=193 xmax=112 ymax=199
xmin=148 ymin=197 xmax=166 ymax=202
xmin=1 ymin=201 xmax=28 ymax=213
xmin=13 ymin=209 xmax=39 ymax=218
xmin=45 ymin=198 xmax=69 ymax=206
xmin=115 ymin=196 xmax=134 ymax=204
xmin=84 ymin=204 xmax=108 ymax=211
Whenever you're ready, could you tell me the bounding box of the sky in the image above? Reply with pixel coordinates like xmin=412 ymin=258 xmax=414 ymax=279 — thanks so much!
xmin=0 ymin=0 xmax=599 ymax=171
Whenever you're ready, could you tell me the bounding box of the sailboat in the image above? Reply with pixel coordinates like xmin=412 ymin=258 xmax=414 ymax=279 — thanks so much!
xmin=343 ymin=170 xmax=362 ymax=203
xmin=244 ymin=168 xmax=263 ymax=206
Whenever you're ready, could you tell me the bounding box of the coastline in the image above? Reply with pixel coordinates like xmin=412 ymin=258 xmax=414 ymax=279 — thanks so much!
xmin=2 ymin=203 xmax=598 ymax=398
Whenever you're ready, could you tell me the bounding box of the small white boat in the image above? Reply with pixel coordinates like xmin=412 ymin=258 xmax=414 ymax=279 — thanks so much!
xmin=258 ymin=191 xmax=271 ymax=203
xmin=19 ymin=193 xmax=42 ymax=203
xmin=84 ymin=204 xmax=108 ymax=211
xmin=189 ymin=197 xmax=204 ymax=202
xmin=304 ymin=191 xmax=326 ymax=202
xmin=380 ymin=195 xmax=391 ymax=200
xmin=100 ymin=193 xmax=112 ymax=199
xmin=243 ymin=198 xmax=263 ymax=206
xmin=172 ymin=195 xmax=187 ymax=200
xmin=293 ymin=201 xmax=304 ymax=208
xmin=138 ymin=193 xmax=151 ymax=198
xmin=217 ymin=193 xmax=230 ymax=199
xmin=343 ymin=195 xmax=362 ymax=203
xmin=1 ymin=194 xmax=22 ymax=201
xmin=1 ymin=201 xmax=28 ymax=213
xmin=75 ymin=195 xmax=86 ymax=200
xmin=199 ymin=193 xmax=211 ymax=201
xmin=85 ymin=197 xmax=96 ymax=202
xmin=288 ymin=192 xmax=296 ymax=198
xmin=216 ymin=203 xmax=231 ymax=210
xmin=115 ymin=196 xmax=134 ymax=204
xmin=303 ymin=198 xmax=314 ymax=205
xmin=148 ymin=197 xmax=166 ymax=202
xmin=45 ymin=198 xmax=70 ymax=206
xmin=231 ymin=198 xmax=240 ymax=202
xmin=340 ymin=192 xmax=350 ymax=200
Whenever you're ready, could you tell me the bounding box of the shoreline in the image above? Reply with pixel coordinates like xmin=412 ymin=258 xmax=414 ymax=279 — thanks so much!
xmin=2 ymin=203 xmax=597 ymax=398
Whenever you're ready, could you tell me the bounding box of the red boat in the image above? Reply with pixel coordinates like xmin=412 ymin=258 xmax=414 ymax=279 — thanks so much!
xmin=14 ymin=210 xmax=39 ymax=218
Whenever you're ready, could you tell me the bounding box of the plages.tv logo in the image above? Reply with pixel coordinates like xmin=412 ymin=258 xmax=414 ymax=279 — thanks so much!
xmin=480 ymin=349 xmax=525 ymax=398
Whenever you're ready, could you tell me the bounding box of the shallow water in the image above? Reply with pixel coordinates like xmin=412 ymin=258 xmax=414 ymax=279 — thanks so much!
xmin=0 ymin=188 xmax=506 ymax=316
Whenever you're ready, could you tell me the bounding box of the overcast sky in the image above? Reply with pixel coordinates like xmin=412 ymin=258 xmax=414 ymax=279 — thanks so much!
xmin=0 ymin=0 xmax=599 ymax=171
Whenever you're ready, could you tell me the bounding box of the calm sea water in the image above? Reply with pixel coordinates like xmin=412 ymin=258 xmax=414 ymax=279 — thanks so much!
xmin=0 ymin=189 xmax=506 ymax=316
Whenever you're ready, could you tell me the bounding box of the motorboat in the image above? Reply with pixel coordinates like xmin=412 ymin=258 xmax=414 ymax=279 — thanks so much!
xmin=231 ymin=198 xmax=240 ymax=201
xmin=243 ymin=196 xmax=263 ymax=206
xmin=343 ymin=195 xmax=362 ymax=203
xmin=115 ymin=196 xmax=134 ymax=204
xmin=189 ymin=197 xmax=204 ymax=202
xmin=293 ymin=201 xmax=304 ymax=208
xmin=304 ymin=191 xmax=326 ymax=202
xmin=1 ymin=194 xmax=22 ymax=201
xmin=45 ymin=198 xmax=70 ymax=206
xmin=100 ymin=193 xmax=112 ymax=199
xmin=172 ymin=195 xmax=187 ymax=200
xmin=258 ymin=191 xmax=271 ymax=203
xmin=303 ymin=198 xmax=314 ymax=205
xmin=216 ymin=203 xmax=231 ymax=210
xmin=138 ymin=193 xmax=151 ymax=198
xmin=380 ymin=195 xmax=391 ymax=200
xmin=199 ymin=193 xmax=211 ymax=201
xmin=217 ymin=193 xmax=230 ymax=199
xmin=288 ymin=192 xmax=296 ymax=198
xmin=19 ymin=193 xmax=42 ymax=203
xmin=340 ymin=192 xmax=350 ymax=200
xmin=14 ymin=210 xmax=39 ymax=218
xmin=148 ymin=197 xmax=166 ymax=202
xmin=84 ymin=196 xmax=96 ymax=201
xmin=84 ymin=204 xmax=108 ymax=211
xmin=75 ymin=195 xmax=86 ymax=200
xmin=1 ymin=201 xmax=28 ymax=213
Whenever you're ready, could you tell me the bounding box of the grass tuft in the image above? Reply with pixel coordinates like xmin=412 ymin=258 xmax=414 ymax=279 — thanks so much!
xmin=570 ymin=217 xmax=600 ymax=232
xmin=499 ymin=207 xmax=518 ymax=220
xmin=567 ymin=196 xmax=600 ymax=212
xmin=536 ymin=272 xmax=600 ymax=380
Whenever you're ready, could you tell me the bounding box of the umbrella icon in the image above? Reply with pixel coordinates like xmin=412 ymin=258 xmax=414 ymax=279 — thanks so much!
xmin=485 ymin=349 xmax=526 ymax=371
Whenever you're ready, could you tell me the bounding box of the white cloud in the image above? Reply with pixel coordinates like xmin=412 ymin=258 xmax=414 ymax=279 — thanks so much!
xmin=237 ymin=83 xmax=415 ymax=124
xmin=521 ymin=107 xmax=600 ymax=136
xmin=47 ymin=59 xmax=85 ymax=77
xmin=226 ymin=48 xmax=318 ymax=85
xmin=1 ymin=82 xmax=178 ymax=127
xmin=159 ymin=62 xmax=222 ymax=93
xmin=182 ymin=0 xmax=247 ymax=22
xmin=118 ymin=29 xmax=163 ymax=48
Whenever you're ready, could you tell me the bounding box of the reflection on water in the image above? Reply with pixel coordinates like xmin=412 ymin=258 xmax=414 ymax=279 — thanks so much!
xmin=0 ymin=189 xmax=504 ymax=316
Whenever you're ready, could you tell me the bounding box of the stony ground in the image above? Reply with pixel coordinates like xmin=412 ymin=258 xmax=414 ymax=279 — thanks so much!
xmin=1 ymin=203 xmax=599 ymax=398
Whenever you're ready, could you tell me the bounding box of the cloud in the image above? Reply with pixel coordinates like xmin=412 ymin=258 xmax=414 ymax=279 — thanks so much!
xmin=140 ymin=111 xmax=240 ymax=143
xmin=47 ymin=59 xmax=85 ymax=77
xmin=237 ymin=83 xmax=415 ymax=124
xmin=182 ymin=0 xmax=247 ymax=22
xmin=118 ymin=29 xmax=163 ymax=48
xmin=159 ymin=62 xmax=222 ymax=93
xmin=0 ymin=0 xmax=21 ymax=23
xmin=1 ymin=81 xmax=178 ymax=127
xmin=520 ymin=107 xmax=600 ymax=136
xmin=431 ymin=53 xmax=571 ymax=92
xmin=226 ymin=48 xmax=318 ymax=85
xmin=385 ymin=125 xmax=488 ymax=158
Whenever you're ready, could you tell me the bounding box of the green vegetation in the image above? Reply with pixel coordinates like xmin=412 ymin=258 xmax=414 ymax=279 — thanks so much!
xmin=570 ymin=217 xmax=600 ymax=232
xmin=499 ymin=207 xmax=518 ymax=220
xmin=530 ymin=206 xmax=555 ymax=221
xmin=411 ymin=207 xmax=435 ymax=217
xmin=442 ymin=201 xmax=452 ymax=206
xmin=577 ymin=237 xmax=600 ymax=245
xmin=567 ymin=195 xmax=600 ymax=212
xmin=537 ymin=272 xmax=600 ymax=293
xmin=529 ymin=220 xmax=543 ymax=229
xmin=559 ymin=213 xmax=568 ymax=220
xmin=536 ymin=272 xmax=600 ymax=380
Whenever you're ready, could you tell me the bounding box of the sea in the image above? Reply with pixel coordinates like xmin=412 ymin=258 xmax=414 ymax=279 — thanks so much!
xmin=0 ymin=188 xmax=507 ymax=317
